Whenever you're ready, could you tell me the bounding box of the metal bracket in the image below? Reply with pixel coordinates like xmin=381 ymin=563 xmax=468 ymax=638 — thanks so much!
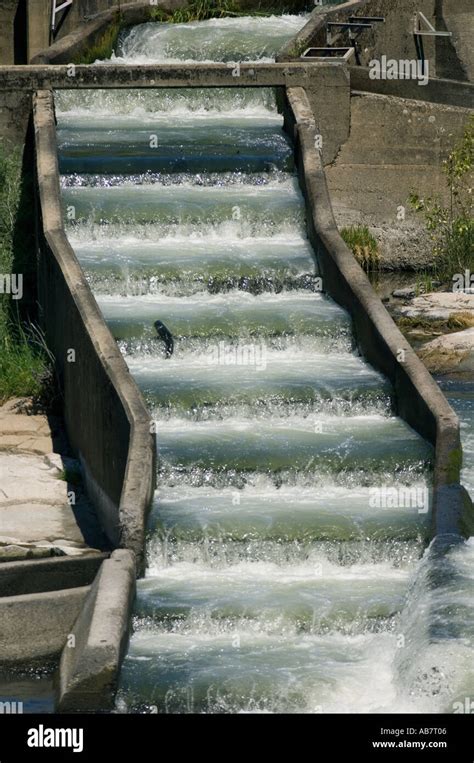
xmin=413 ymin=11 xmax=452 ymax=37
xmin=326 ymin=22 xmax=372 ymax=46
xmin=51 ymin=0 xmax=73 ymax=37
xmin=326 ymin=17 xmax=385 ymax=65
xmin=413 ymin=12 xmax=452 ymax=76
xmin=348 ymin=17 xmax=385 ymax=24
xmin=301 ymin=47 xmax=356 ymax=63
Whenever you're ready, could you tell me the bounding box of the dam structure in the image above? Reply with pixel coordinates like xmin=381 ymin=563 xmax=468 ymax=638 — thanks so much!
xmin=52 ymin=13 xmax=474 ymax=713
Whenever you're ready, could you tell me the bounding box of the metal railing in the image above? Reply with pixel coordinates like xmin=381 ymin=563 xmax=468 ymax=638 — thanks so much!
xmin=413 ymin=12 xmax=452 ymax=75
xmin=326 ymin=17 xmax=385 ymax=65
xmin=51 ymin=0 xmax=73 ymax=40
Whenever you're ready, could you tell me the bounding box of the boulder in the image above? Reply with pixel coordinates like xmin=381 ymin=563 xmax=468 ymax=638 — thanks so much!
xmin=396 ymin=292 xmax=474 ymax=321
xmin=419 ymin=327 xmax=474 ymax=373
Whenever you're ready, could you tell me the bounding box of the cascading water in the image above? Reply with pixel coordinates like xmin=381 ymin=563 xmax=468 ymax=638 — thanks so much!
xmin=56 ymin=14 xmax=473 ymax=714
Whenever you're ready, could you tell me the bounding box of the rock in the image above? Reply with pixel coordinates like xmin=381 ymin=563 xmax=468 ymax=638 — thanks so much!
xmin=0 ymin=398 xmax=31 ymax=414
xmin=418 ymin=328 xmax=474 ymax=373
xmin=392 ymin=287 xmax=417 ymax=299
xmin=397 ymin=292 xmax=474 ymax=320
xmin=0 ymin=413 xmax=50 ymax=435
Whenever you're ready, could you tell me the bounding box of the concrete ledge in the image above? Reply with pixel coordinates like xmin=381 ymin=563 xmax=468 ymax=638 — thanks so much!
xmin=0 ymin=554 xmax=108 ymax=597
xmin=350 ymin=67 xmax=474 ymax=109
xmin=34 ymin=90 xmax=155 ymax=574
xmin=283 ymin=86 xmax=474 ymax=541
xmin=58 ymin=550 xmax=136 ymax=713
xmin=0 ymin=62 xmax=344 ymax=90
xmin=0 ymin=586 xmax=89 ymax=665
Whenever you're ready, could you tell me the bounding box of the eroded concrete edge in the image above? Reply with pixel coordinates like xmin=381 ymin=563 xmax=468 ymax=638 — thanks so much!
xmin=284 ymin=85 xmax=474 ymax=542
xmin=58 ymin=550 xmax=136 ymax=712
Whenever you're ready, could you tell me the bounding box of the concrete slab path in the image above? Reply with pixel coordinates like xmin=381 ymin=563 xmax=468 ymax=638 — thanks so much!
xmin=0 ymin=399 xmax=107 ymax=562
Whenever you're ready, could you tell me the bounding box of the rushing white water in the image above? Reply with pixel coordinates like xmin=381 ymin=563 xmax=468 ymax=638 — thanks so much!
xmin=148 ymin=484 xmax=429 ymax=543
xmin=56 ymin=14 xmax=473 ymax=715
xmin=55 ymin=87 xmax=279 ymax=119
xmin=112 ymin=15 xmax=310 ymax=65
xmin=395 ymin=537 xmax=474 ymax=712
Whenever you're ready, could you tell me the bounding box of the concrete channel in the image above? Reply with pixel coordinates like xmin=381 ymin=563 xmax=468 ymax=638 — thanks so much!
xmin=0 ymin=0 xmax=472 ymax=712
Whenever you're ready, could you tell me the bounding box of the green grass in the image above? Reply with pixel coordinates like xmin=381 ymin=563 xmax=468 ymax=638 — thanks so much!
xmin=75 ymin=13 xmax=122 ymax=64
xmin=151 ymin=0 xmax=239 ymax=22
xmin=0 ymin=328 xmax=50 ymax=406
xmin=0 ymin=146 xmax=52 ymax=406
xmin=58 ymin=465 xmax=83 ymax=486
xmin=414 ymin=272 xmax=437 ymax=296
xmin=149 ymin=0 xmax=307 ymax=23
xmin=340 ymin=225 xmax=380 ymax=272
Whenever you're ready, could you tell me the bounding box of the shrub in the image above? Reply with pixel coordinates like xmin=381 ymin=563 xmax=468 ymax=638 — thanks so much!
xmin=340 ymin=225 xmax=380 ymax=271
xmin=410 ymin=116 xmax=474 ymax=284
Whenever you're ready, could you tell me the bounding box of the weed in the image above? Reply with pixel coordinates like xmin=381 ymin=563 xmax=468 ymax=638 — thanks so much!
xmin=340 ymin=225 xmax=380 ymax=272
xmin=410 ymin=116 xmax=474 ymax=283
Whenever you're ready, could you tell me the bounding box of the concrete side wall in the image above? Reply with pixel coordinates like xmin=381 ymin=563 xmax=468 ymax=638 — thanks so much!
xmin=58 ymin=549 xmax=135 ymax=712
xmin=0 ymin=0 xmax=18 ymax=64
xmin=0 ymin=87 xmax=31 ymax=145
xmin=297 ymin=64 xmax=350 ymax=164
xmin=275 ymin=3 xmax=472 ymax=270
xmin=283 ymin=86 xmax=474 ymax=541
xmin=434 ymin=0 xmax=473 ymax=82
xmin=321 ymin=0 xmax=437 ymax=74
xmin=26 ymin=0 xmax=51 ymax=63
xmin=350 ymin=66 xmax=474 ymax=109
xmin=0 ymin=586 xmax=89 ymax=664
xmin=279 ymin=0 xmax=472 ymax=83
xmin=324 ymin=91 xmax=472 ymax=269
xmin=34 ymin=90 xmax=155 ymax=574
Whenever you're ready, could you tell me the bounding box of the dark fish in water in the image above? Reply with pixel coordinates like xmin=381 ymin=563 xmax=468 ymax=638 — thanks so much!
xmin=154 ymin=320 xmax=174 ymax=358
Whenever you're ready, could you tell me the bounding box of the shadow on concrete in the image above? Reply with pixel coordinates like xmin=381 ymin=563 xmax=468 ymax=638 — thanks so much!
xmin=434 ymin=0 xmax=468 ymax=82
